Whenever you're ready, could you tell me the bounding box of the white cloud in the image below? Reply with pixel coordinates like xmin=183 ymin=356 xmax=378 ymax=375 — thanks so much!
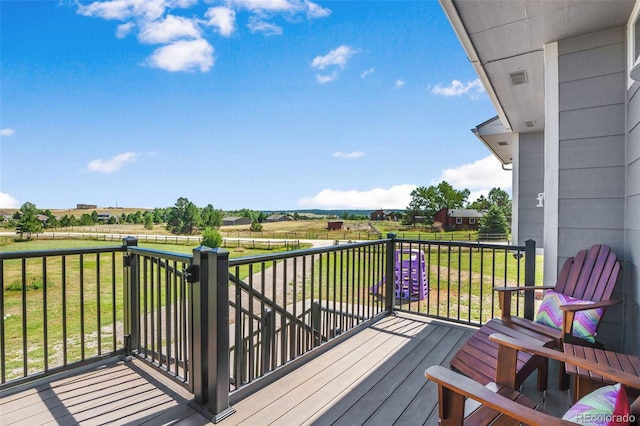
xmin=316 ymin=72 xmax=337 ymax=83
xmin=431 ymin=78 xmax=485 ymax=98
xmin=360 ymin=68 xmax=374 ymax=79
xmin=116 ymin=22 xmax=135 ymax=38
xmin=311 ymin=45 xmax=357 ymax=70
xmin=332 ymin=151 xmax=365 ymax=159
xmin=298 ymin=184 xmax=416 ymax=209
xmin=437 ymin=155 xmax=512 ymax=201
xmin=87 ymin=151 xmax=140 ymax=173
xmin=0 ymin=128 xmax=15 ymax=137
xmin=231 ymin=0 xmax=330 ymax=17
xmin=0 ymin=193 xmax=20 ymax=208
xmin=247 ymin=17 xmax=283 ymax=35
xmin=205 ymin=6 xmax=236 ymax=37
xmin=138 ymin=15 xmax=201 ymax=44
xmin=77 ymin=0 xmax=167 ymax=21
xmin=304 ymin=0 xmax=331 ymax=18
xmin=147 ymin=38 xmax=214 ymax=72
xmin=395 ymin=78 xmax=405 ymax=88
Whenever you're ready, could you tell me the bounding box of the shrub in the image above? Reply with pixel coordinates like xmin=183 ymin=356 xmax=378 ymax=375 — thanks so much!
xmin=250 ymin=221 xmax=263 ymax=232
xmin=201 ymin=227 xmax=223 ymax=248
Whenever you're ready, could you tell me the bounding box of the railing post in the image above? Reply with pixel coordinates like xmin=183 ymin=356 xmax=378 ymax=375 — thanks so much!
xmin=524 ymin=239 xmax=536 ymax=320
xmin=203 ymin=247 xmax=235 ymax=423
xmin=385 ymin=233 xmax=397 ymax=314
xmin=122 ymin=236 xmax=139 ymax=354
xmin=191 ymin=246 xmax=208 ymax=406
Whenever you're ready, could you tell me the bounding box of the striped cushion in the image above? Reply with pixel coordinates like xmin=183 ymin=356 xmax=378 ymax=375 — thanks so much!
xmin=534 ymin=290 xmax=603 ymax=343
xmin=562 ymin=383 xmax=630 ymax=425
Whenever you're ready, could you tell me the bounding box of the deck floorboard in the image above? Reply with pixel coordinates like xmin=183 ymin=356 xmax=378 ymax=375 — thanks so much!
xmin=3 ymin=313 xmax=566 ymax=425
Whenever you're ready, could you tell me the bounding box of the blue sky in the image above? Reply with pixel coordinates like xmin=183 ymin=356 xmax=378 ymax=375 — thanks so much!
xmin=0 ymin=0 xmax=510 ymax=211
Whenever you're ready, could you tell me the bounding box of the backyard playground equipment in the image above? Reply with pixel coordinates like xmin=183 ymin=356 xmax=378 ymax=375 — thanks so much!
xmin=371 ymin=249 xmax=429 ymax=301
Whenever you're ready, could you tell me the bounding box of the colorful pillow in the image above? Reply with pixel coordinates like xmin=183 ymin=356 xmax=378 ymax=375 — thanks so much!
xmin=562 ymin=383 xmax=630 ymax=425
xmin=534 ymin=290 xmax=603 ymax=343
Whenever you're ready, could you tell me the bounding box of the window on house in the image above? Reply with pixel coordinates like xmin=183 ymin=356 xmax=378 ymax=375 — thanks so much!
xmin=456 ymin=217 xmax=463 ymax=225
xmin=469 ymin=218 xmax=476 ymax=225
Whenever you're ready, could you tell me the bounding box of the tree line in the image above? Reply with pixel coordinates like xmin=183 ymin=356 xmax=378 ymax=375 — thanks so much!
xmin=403 ymin=181 xmax=511 ymax=235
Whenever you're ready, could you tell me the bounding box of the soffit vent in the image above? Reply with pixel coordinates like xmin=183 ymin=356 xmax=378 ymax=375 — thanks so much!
xmin=509 ymin=70 xmax=528 ymax=85
xmin=524 ymin=120 xmax=536 ymax=128
xmin=497 ymin=141 xmax=508 ymax=146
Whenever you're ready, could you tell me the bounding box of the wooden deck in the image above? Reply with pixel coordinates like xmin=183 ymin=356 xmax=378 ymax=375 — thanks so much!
xmin=1 ymin=313 xmax=569 ymax=425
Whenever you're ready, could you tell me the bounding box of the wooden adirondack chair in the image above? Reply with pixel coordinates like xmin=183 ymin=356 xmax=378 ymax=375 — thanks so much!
xmin=495 ymin=244 xmax=621 ymax=349
xmin=450 ymin=244 xmax=621 ymax=391
xmin=427 ymin=334 xmax=640 ymax=425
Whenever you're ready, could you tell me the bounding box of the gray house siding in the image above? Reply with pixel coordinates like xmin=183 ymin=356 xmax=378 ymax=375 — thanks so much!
xmin=557 ymin=27 xmax=626 ymax=350
xmin=627 ymin=75 xmax=640 ymax=354
xmin=517 ymin=132 xmax=544 ymax=247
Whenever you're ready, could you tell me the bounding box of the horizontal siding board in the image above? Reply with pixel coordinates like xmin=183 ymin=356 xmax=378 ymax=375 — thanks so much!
xmin=628 ymin=87 xmax=640 ymax=132
xmin=558 ymin=229 xmax=624 ymax=258
xmin=622 ymin=259 xmax=640 ymax=354
xmin=629 ymin=161 xmax=640 ymax=198
xmin=518 ymin=208 xmax=543 ymax=224
xmin=559 ymin=136 xmax=625 ymax=169
xmin=558 ymin=167 xmax=625 ymax=198
xmin=558 ymin=199 xmax=624 ymax=229
xmin=519 ymin=132 xmax=543 ymax=153
xmin=518 ymin=167 xmax=543 ymax=185
xmin=628 ymin=194 xmax=640 ymax=231
xmin=560 ymin=73 xmax=625 ymax=111
xmin=629 ymin=129 xmax=640 ymax=163
xmin=559 ymin=42 xmax=625 ymax=83
xmin=558 ymin=27 xmax=624 ymax=56
xmin=559 ymin=104 xmax=625 ymax=140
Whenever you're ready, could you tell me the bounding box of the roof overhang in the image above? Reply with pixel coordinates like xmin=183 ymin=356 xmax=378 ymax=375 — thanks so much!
xmin=472 ymin=116 xmax=514 ymax=165
xmin=440 ymin=0 xmax=635 ymax=160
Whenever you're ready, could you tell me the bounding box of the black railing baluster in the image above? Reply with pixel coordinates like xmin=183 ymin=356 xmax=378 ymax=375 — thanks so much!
xmin=43 ymin=257 xmax=48 ymax=372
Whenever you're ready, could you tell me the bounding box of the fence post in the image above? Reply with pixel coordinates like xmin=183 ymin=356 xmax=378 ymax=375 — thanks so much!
xmin=204 ymin=247 xmax=235 ymax=423
xmin=122 ymin=236 xmax=139 ymax=354
xmin=385 ymin=233 xmax=397 ymax=314
xmin=524 ymin=239 xmax=536 ymax=320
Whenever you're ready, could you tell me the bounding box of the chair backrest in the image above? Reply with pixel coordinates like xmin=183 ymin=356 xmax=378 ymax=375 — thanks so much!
xmin=554 ymin=244 xmax=620 ymax=302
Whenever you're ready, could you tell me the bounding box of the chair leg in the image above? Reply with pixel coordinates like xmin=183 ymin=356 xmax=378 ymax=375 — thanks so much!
xmin=558 ymin=361 xmax=570 ymax=390
xmin=537 ymin=359 xmax=548 ymax=392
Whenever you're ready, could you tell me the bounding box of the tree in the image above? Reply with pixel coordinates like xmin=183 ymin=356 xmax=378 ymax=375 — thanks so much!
xmin=201 ymin=227 xmax=222 ymax=248
xmin=16 ymin=202 xmax=43 ymax=240
xmin=250 ymin=221 xmax=263 ymax=232
xmin=478 ymin=205 xmax=509 ymax=236
xmin=468 ymin=187 xmax=512 ymax=223
xmin=143 ymin=214 xmax=154 ymax=230
xmin=405 ymin=181 xmax=470 ymax=225
xmin=166 ymin=197 xmax=201 ymax=234
xmin=201 ymin=204 xmax=223 ymax=228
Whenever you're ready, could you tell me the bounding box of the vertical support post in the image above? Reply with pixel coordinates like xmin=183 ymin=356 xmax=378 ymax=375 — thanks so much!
xmin=261 ymin=308 xmax=273 ymax=374
xmin=311 ymin=301 xmax=321 ymax=347
xmin=524 ymin=239 xmax=536 ymax=320
xmin=205 ymin=247 xmax=235 ymax=423
xmin=385 ymin=234 xmax=397 ymax=314
xmin=122 ymin=237 xmax=139 ymax=354
xmin=191 ymin=247 xmax=208 ymax=406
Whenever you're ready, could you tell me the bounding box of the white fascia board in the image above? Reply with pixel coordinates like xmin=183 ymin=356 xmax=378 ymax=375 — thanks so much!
xmin=439 ymin=0 xmax=512 ymax=131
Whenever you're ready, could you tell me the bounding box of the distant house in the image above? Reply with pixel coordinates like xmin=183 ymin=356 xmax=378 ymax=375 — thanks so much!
xmin=0 ymin=210 xmax=13 ymax=221
xmin=221 ymin=216 xmax=252 ymax=226
xmin=433 ymin=208 xmax=483 ymax=231
xmin=370 ymin=209 xmax=402 ymax=221
xmin=327 ymin=221 xmax=343 ymax=231
xmin=37 ymin=214 xmax=49 ymax=224
xmin=97 ymin=214 xmax=111 ymax=222
xmin=265 ymin=214 xmax=292 ymax=223
xmin=76 ymin=204 xmax=97 ymax=209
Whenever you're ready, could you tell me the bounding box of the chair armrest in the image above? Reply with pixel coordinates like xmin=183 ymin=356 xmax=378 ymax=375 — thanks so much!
xmin=493 ymin=285 xmax=555 ymax=292
xmin=425 ymin=366 xmax=574 ymax=425
xmin=489 ymin=333 xmax=640 ymax=390
xmin=559 ymin=299 xmax=622 ymax=312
